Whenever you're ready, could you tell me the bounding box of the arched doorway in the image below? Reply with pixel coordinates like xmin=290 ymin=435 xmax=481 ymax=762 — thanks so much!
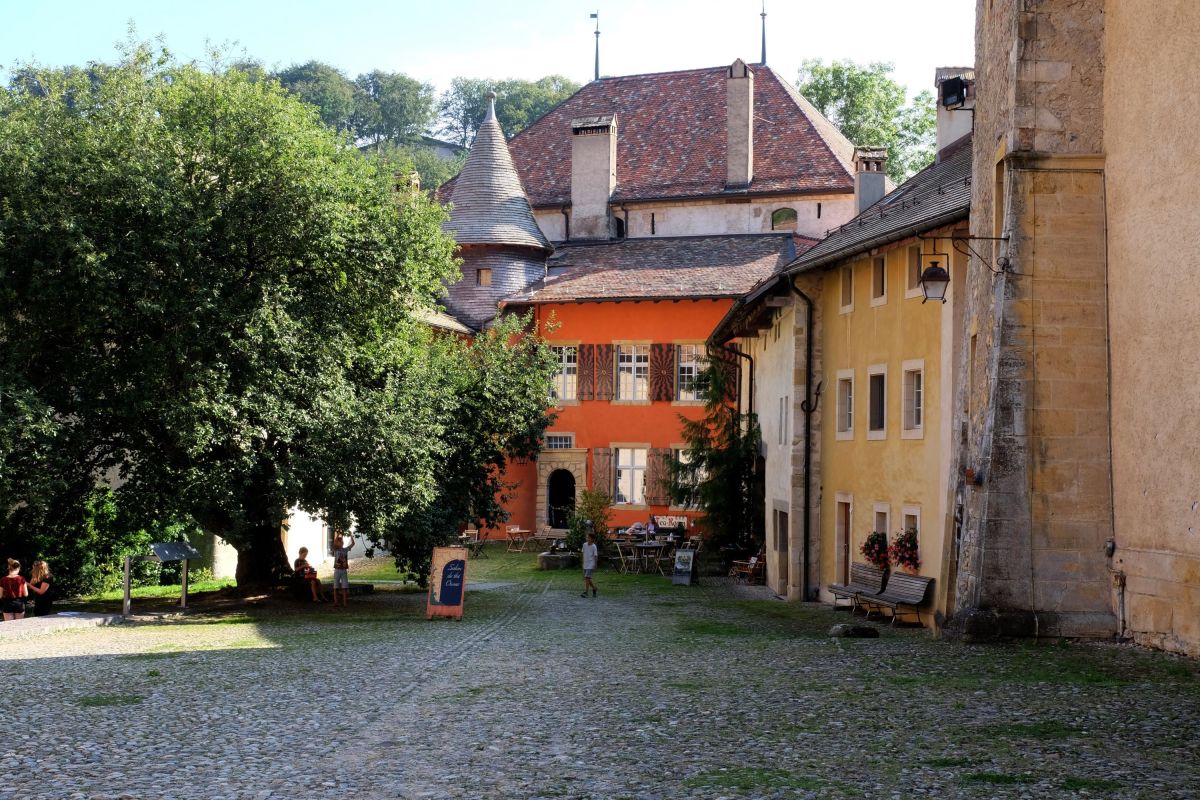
xmin=548 ymin=469 xmax=576 ymax=529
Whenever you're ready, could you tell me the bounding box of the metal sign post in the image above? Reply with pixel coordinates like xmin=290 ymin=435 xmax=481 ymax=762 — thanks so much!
xmin=122 ymin=542 xmax=202 ymax=617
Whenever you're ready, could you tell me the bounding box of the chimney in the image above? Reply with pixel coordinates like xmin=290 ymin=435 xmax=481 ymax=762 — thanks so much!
xmin=570 ymin=114 xmax=618 ymax=239
xmin=726 ymin=59 xmax=754 ymax=189
xmin=934 ymin=67 xmax=975 ymax=159
xmin=853 ymin=147 xmax=887 ymax=213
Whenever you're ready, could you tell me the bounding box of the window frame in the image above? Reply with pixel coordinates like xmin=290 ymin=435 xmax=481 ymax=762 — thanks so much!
xmin=476 ymin=267 xmax=492 ymax=287
xmin=675 ymin=343 xmax=706 ymax=403
xmin=615 ymin=343 xmax=651 ymax=403
xmin=873 ymin=502 xmax=891 ymax=538
xmin=905 ymin=245 xmax=924 ymax=299
xmin=867 ymin=363 xmax=887 ymax=440
xmin=771 ymin=207 xmax=798 ymax=231
xmin=549 ymin=345 xmax=579 ymax=405
xmin=613 ymin=445 xmax=649 ymax=507
xmin=670 ymin=446 xmax=703 ymax=510
xmin=870 ymin=255 xmax=887 ymax=307
xmin=836 ymin=369 xmax=854 ymax=441
xmin=839 ymin=265 xmax=854 ymax=313
xmin=902 ymin=359 xmax=925 ymax=439
xmin=544 ymin=433 xmax=576 ymax=449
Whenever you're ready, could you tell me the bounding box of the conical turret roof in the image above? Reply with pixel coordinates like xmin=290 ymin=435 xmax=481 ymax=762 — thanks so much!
xmin=444 ymin=93 xmax=553 ymax=253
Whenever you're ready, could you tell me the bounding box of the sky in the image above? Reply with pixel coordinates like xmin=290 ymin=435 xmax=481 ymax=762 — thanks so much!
xmin=0 ymin=0 xmax=974 ymax=100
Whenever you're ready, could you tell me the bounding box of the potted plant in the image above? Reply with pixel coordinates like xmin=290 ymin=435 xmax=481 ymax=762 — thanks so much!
xmin=861 ymin=531 xmax=890 ymax=570
xmin=889 ymin=527 xmax=921 ymax=573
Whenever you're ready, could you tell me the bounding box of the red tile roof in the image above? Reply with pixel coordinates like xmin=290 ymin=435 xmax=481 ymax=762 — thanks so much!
xmin=440 ymin=65 xmax=855 ymax=208
xmin=502 ymin=233 xmax=817 ymax=304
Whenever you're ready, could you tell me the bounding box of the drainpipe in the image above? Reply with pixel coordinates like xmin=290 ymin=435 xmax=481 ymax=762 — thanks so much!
xmin=720 ymin=344 xmax=754 ymax=417
xmin=560 ymin=206 xmax=571 ymax=241
xmin=789 ymin=276 xmax=821 ymax=600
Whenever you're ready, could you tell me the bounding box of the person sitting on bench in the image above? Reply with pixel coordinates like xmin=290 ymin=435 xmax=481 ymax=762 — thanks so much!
xmin=294 ymin=547 xmax=328 ymax=603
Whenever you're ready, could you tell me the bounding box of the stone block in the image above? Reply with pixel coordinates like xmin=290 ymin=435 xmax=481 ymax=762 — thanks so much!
xmin=828 ymin=623 xmax=879 ymax=638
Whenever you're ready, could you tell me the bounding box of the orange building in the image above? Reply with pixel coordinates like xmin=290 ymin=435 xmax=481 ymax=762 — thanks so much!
xmin=439 ymin=60 xmax=856 ymax=535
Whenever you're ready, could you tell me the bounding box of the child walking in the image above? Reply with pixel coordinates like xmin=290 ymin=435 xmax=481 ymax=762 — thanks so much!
xmin=580 ymin=532 xmax=598 ymax=598
xmin=331 ymin=533 xmax=356 ymax=608
xmin=1 ymin=558 xmax=28 ymax=621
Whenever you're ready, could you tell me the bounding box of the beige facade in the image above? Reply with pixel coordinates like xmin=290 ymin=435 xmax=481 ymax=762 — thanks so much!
xmin=1105 ymin=3 xmax=1200 ymax=656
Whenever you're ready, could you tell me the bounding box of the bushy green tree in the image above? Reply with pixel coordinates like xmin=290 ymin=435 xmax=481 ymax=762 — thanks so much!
xmin=365 ymin=140 xmax=467 ymax=195
xmin=667 ymin=359 xmax=764 ymax=550
xmin=274 ymin=60 xmax=358 ymax=131
xmin=798 ymin=59 xmax=935 ymax=182
xmin=352 ymin=69 xmax=436 ymax=145
xmin=437 ymin=75 xmax=580 ymax=146
xmin=564 ymin=490 xmax=613 ymax=553
xmin=0 ymin=44 xmax=552 ymax=588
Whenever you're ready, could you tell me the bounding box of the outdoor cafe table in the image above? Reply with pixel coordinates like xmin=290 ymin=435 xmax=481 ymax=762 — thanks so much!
xmin=635 ymin=541 xmax=669 ymax=575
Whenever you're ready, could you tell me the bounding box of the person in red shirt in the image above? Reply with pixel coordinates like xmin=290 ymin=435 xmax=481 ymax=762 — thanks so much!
xmin=1 ymin=558 xmax=28 ymax=621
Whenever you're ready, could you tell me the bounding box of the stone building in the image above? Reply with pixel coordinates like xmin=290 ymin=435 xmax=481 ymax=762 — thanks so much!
xmin=947 ymin=0 xmax=1200 ymax=656
xmin=437 ymin=59 xmax=858 ymax=534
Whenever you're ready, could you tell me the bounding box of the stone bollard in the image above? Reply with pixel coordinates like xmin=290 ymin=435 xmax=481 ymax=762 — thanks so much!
xmin=828 ymin=623 xmax=880 ymax=638
xmin=537 ymin=552 xmax=579 ymax=571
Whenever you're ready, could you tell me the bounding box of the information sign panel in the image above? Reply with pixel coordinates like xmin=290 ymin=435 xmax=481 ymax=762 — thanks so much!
xmin=149 ymin=542 xmax=201 ymax=562
xmin=672 ymin=549 xmax=696 ymax=585
xmin=427 ymin=546 xmax=468 ymax=620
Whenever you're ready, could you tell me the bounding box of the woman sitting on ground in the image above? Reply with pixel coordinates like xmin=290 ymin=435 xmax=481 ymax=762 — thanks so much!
xmin=27 ymin=560 xmax=53 ymax=617
xmin=293 ymin=548 xmax=328 ymax=603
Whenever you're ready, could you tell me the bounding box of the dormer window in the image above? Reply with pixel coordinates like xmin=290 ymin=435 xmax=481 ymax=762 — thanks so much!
xmin=771 ymin=207 xmax=798 ymax=231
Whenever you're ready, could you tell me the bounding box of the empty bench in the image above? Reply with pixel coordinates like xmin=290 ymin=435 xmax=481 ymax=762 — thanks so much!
xmin=860 ymin=573 xmax=935 ymax=626
xmin=828 ymin=563 xmax=886 ymax=612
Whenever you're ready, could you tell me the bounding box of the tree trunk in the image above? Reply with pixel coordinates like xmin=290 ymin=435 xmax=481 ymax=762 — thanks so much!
xmin=233 ymin=519 xmax=290 ymax=589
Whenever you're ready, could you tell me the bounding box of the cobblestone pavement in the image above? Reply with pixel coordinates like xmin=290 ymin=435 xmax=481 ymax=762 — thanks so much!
xmin=2 ymin=565 xmax=1198 ymax=799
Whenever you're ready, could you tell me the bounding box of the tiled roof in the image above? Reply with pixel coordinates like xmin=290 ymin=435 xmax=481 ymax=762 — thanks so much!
xmin=502 ymin=234 xmax=815 ymax=304
xmin=788 ymin=140 xmax=973 ymax=274
xmin=416 ymin=308 xmax=474 ymax=335
xmin=443 ymin=95 xmax=553 ymax=253
xmin=440 ymin=64 xmax=855 ymax=208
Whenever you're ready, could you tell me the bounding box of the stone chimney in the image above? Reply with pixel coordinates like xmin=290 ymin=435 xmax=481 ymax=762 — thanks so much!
xmin=934 ymin=67 xmax=975 ymax=159
xmin=726 ymin=58 xmax=755 ymax=189
xmin=853 ymin=147 xmax=887 ymax=214
xmin=570 ymin=114 xmax=618 ymax=239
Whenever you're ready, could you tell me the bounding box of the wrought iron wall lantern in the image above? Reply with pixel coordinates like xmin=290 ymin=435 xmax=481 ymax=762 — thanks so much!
xmin=917 ymin=250 xmax=952 ymax=304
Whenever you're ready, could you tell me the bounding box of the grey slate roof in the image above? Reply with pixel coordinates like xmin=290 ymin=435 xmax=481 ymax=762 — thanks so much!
xmin=502 ymin=234 xmax=813 ymax=304
xmin=443 ymin=96 xmax=553 ymax=253
xmin=788 ymin=139 xmax=972 ymax=274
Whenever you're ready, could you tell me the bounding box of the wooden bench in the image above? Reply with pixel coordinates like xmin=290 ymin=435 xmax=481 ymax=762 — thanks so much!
xmin=859 ymin=573 xmax=935 ymax=626
xmin=828 ymin=563 xmax=887 ymax=611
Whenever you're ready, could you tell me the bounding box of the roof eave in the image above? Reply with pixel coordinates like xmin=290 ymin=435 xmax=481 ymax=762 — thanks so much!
xmin=785 ymin=206 xmax=969 ymax=275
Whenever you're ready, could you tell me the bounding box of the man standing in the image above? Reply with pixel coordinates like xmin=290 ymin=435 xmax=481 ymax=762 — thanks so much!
xmin=580 ymin=532 xmax=598 ymax=598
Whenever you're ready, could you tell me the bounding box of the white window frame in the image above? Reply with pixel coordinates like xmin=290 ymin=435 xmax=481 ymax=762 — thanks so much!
xmin=905 ymin=245 xmax=924 ymax=299
xmin=549 ymin=345 xmax=578 ymax=404
xmin=902 ymin=359 xmax=925 ymax=440
xmin=836 ymin=369 xmax=854 ymax=441
xmin=873 ymin=502 xmax=891 ymax=538
xmin=839 ymin=265 xmax=854 ymax=313
xmin=867 ymin=363 xmax=887 ymax=441
xmin=544 ymin=433 xmax=575 ymax=449
xmin=675 ymin=343 xmax=705 ymax=402
xmin=870 ymin=256 xmax=887 ymax=307
xmin=614 ymin=446 xmax=648 ymax=506
xmin=902 ymin=505 xmax=921 ymax=540
xmin=671 ymin=446 xmax=703 ymax=509
xmin=615 ymin=344 xmax=650 ymax=402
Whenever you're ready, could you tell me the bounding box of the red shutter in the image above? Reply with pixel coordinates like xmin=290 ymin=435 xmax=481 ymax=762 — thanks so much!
xmin=591 ymin=448 xmax=614 ymax=499
xmin=595 ymin=344 xmax=615 ymax=401
xmin=645 ymin=448 xmax=672 ymax=506
xmin=577 ymin=345 xmax=595 ymax=401
xmin=650 ymin=344 xmax=675 ymax=402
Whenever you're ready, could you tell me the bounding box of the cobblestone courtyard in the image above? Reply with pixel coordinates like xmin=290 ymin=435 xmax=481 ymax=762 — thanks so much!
xmin=3 ymin=553 xmax=1198 ymax=799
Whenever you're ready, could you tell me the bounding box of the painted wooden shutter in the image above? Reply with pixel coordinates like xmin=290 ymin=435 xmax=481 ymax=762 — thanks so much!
xmin=650 ymin=344 xmax=676 ymax=402
xmin=577 ymin=344 xmax=595 ymax=401
xmin=713 ymin=347 xmax=740 ymax=403
xmin=592 ymin=447 xmax=614 ymax=498
xmin=595 ymin=344 xmax=615 ymax=401
xmin=645 ymin=447 xmax=672 ymax=506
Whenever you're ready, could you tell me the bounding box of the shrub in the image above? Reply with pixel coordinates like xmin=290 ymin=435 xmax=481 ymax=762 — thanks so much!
xmin=564 ymin=490 xmax=613 ymax=553
xmin=861 ymin=531 xmax=890 ymax=569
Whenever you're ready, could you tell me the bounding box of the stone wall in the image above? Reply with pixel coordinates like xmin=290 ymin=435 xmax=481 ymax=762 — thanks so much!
xmin=790 ymin=272 xmax=823 ymax=601
xmin=948 ymin=0 xmax=1115 ymax=639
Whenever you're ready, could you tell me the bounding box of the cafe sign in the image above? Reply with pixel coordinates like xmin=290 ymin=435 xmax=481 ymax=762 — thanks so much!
xmin=427 ymin=546 xmax=468 ymax=620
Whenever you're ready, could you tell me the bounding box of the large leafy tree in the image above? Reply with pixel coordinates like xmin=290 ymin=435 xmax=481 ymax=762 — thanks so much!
xmin=274 ymin=60 xmax=359 ymax=131
xmin=0 ymin=46 xmax=553 ymax=587
xmin=352 ymin=70 xmax=436 ymax=145
xmin=437 ymin=75 xmax=580 ymax=146
xmin=798 ymin=59 xmax=936 ymax=182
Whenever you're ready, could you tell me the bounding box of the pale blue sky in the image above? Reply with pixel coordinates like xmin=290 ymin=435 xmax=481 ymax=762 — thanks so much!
xmin=1 ymin=1 xmax=974 ymax=98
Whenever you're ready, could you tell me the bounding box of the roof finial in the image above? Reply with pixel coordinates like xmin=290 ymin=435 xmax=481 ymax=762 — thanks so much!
xmin=760 ymin=0 xmax=767 ymax=66
xmin=485 ymin=90 xmax=497 ymax=123
xmin=590 ymin=11 xmax=600 ymax=81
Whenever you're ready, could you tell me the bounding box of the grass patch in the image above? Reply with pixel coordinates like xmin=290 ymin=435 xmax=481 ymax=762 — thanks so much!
xmin=962 ymin=772 xmax=1034 ymax=785
xmin=119 ymin=652 xmax=181 ymax=661
xmin=76 ymin=579 xmax=236 ymax=603
xmin=979 ymin=720 xmax=1081 ymax=739
xmin=677 ymin=619 xmax=756 ymax=638
xmin=1062 ymin=776 xmax=1122 ymax=791
xmin=685 ymin=767 xmax=819 ymax=791
xmin=78 ymin=693 xmax=144 ymax=707
xmin=145 ymin=669 xmax=161 ymax=677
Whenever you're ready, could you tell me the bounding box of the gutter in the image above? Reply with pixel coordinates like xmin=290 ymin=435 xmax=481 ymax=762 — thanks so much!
xmin=788 ymin=275 xmax=819 ymax=601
